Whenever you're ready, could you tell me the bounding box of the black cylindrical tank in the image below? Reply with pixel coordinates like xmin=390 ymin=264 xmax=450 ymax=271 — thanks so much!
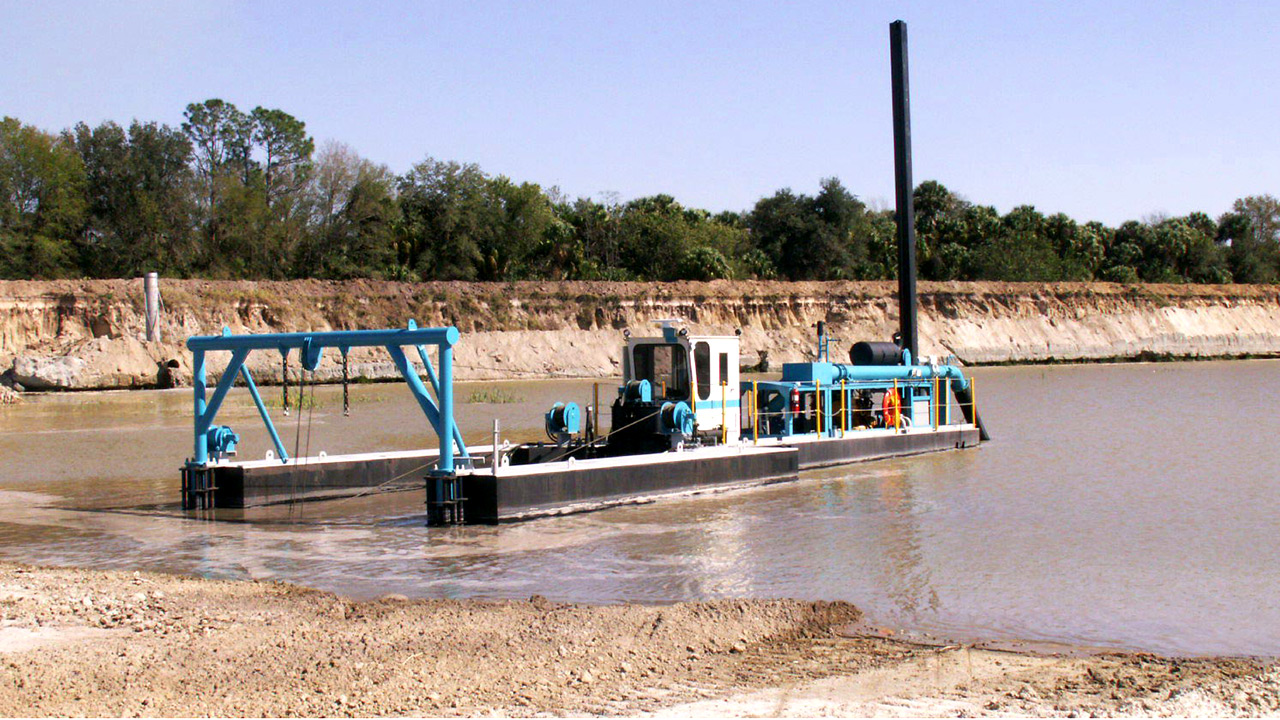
xmin=849 ymin=341 xmax=903 ymax=366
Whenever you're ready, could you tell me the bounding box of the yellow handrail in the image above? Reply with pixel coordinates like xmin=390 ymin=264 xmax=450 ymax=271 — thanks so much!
xmin=893 ymin=378 xmax=900 ymax=430
xmin=815 ymin=380 xmax=822 ymax=437
xmin=720 ymin=381 xmax=727 ymax=445
xmin=932 ymin=376 xmax=939 ymax=429
xmin=752 ymin=381 xmax=759 ymax=444
xmin=840 ymin=379 xmax=846 ymax=437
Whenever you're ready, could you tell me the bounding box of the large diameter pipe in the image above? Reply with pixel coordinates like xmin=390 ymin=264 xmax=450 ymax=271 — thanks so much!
xmin=829 ymin=362 xmax=967 ymax=387
xmin=952 ymin=383 xmax=990 ymax=441
xmin=890 ymin=20 xmax=919 ymax=360
xmin=850 ymin=340 xmax=903 ymax=366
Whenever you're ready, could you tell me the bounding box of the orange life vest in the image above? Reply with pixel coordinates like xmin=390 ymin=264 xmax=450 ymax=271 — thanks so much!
xmin=882 ymin=389 xmax=901 ymax=429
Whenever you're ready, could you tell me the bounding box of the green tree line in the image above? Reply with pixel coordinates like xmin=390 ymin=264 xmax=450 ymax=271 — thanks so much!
xmin=2 ymin=104 xmax=1278 ymax=283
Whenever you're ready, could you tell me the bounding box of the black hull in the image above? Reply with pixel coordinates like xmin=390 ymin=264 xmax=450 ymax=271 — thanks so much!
xmin=202 ymin=426 xmax=981 ymax=521
xmin=793 ymin=426 xmax=981 ymax=469
xmin=457 ymin=448 xmax=800 ymax=523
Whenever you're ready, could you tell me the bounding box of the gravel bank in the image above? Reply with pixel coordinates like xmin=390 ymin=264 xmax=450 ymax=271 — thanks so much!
xmin=0 ymin=562 xmax=1274 ymax=717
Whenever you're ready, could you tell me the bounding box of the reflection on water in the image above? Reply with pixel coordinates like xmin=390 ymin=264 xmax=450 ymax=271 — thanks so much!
xmin=2 ymin=362 xmax=1280 ymax=656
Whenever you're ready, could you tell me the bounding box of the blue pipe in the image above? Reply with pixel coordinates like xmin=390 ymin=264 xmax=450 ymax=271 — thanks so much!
xmin=833 ymin=364 xmax=968 ymax=389
xmin=782 ymin=360 xmax=970 ymax=390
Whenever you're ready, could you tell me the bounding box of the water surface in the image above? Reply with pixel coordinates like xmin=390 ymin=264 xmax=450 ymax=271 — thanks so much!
xmin=1 ymin=361 xmax=1277 ymax=656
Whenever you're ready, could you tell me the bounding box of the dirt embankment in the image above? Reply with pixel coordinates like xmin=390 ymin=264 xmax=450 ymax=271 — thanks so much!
xmin=0 ymin=562 xmax=1274 ymax=717
xmin=3 ymin=278 xmax=1280 ymax=391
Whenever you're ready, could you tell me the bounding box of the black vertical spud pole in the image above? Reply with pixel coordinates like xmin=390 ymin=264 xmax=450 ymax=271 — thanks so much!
xmin=890 ymin=20 xmax=918 ymax=361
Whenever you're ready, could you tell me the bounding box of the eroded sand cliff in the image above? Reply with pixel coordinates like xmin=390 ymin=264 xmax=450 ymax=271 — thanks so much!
xmin=2 ymin=279 xmax=1278 ymax=390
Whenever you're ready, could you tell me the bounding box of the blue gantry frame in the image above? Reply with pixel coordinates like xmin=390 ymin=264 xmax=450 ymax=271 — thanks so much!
xmin=186 ymin=321 xmax=468 ymax=474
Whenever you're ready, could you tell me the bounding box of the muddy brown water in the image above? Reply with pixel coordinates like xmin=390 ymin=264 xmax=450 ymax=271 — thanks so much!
xmin=1 ymin=360 xmax=1278 ymax=657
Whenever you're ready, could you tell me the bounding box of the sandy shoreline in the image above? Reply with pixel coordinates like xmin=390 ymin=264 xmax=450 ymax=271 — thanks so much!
xmin=0 ymin=562 xmax=1274 ymax=717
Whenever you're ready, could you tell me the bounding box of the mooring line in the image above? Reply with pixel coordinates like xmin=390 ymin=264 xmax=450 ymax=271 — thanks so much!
xmin=327 ymin=459 xmax=440 ymax=505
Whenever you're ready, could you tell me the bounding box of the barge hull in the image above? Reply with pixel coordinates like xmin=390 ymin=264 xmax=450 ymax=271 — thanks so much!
xmin=789 ymin=425 xmax=981 ymax=469
xmin=459 ymin=447 xmax=799 ymax=523
xmin=203 ymin=427 xmax=977 ymax=515
xmin=211 ymin=450 xmax=439 ymax=507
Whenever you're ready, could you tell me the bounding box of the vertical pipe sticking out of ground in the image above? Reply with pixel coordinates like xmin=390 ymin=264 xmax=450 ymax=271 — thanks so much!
xmin=144 ymin=272 xmax=161 ymax=342
xmin=890 ymin=20 xmax=919 ymax=361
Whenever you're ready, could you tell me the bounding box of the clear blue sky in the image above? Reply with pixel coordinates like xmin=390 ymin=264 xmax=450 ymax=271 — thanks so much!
xmin=4 ymin=1 xmax=1277 ymax=225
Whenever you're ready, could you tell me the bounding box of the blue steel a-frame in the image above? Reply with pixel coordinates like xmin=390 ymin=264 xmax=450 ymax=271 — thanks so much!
xmin=186 ymin=321 xmax=468 ymax=474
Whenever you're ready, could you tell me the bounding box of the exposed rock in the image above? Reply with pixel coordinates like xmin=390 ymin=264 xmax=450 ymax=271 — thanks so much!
xmin=12 ymin=337 xmax=161 ymax=390
xmin=12 ymin=355 xmax=86 ymax=390
xmin=0 ymin=385 xmax=18 ymax=404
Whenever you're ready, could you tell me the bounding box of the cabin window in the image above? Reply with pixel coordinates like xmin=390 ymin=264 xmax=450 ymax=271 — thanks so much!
xmin=633 ymin=343 xmax=690 ymax=400
xmin=694 ymin=341 xmax=711 ymax=401
xmin=718 ymin=352 xmax=730 ymax=392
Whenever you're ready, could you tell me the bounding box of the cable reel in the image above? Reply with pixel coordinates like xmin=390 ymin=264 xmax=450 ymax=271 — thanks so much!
xmin=622 ymin=379 xmax=653 ymax=404
xmin=545 ymin=401 xmax=581 ymax=444
xmin=659 ymin=401 xmax=695 ymax=437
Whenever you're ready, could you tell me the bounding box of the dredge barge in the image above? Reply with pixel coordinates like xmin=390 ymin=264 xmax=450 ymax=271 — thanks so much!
xmin=180 ymin=319 xmax=984 ymax=523
xmin=178 ymin=20 xmax=987 ymax=523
